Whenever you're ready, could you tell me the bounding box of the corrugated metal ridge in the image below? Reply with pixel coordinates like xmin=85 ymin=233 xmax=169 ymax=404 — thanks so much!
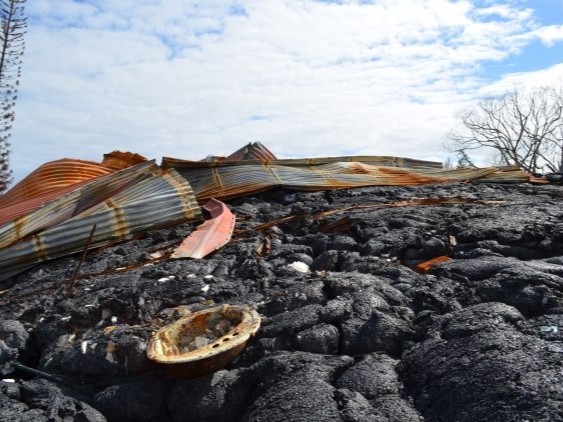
xmin=0 ymin=161 xmax=158 ymax=249
xmin=171 ymin=162 xmax=452 ymax=201
xmin=0 ymin=180 xmax=93 ymax=226
xmin=0 ymin=167 xmax=202 ymax=281
xmin=471 ymin=166 xmax=531 ymax=183
xmin=162 ymin=155 xmax=444 ymax=170
xmin=171 ymin=161 xmax=531 ymax=202
xmin=224 ymin=142 xmax=278 ymax=161
xmin=424 ymin=166 xmax=530 ymax=183
xmin=0 ymin=158 xmax=113 ymax=208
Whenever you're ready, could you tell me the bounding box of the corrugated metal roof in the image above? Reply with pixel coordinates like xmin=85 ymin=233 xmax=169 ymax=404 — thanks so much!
xmin=0 ymin=161 xmax=158 ymax=249
xmin=223 ymin=142 xmax=277 ymax=162
xmin=0 ymin=166 xmax=202 ymax=281
xmin=0 ymin=158 xmax=113 ymax=209
xmin=0 ymin=144 xmax=533 ymax=283
xmin=162 ymin=158 xmax=530 ymax=202
xmin=162 ymin=155 xmax=444 ymax=170
xmin=101 ymin=150 xmax=148 ymax=170
xmin=0 ymin=180 xmax=93 ymax=226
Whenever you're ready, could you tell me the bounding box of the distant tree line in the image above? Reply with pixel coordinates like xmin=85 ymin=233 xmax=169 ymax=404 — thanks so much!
xmin=0 ymin=0 xmax=26 ymax=193
xmin=447 ymin=85 xmax=563 ymax=174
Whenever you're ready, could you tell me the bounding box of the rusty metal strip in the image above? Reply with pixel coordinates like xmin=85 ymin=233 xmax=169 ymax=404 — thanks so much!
xmin=415 ymin=256 xmax=453 ymax=273
xmin=171 ymin=198 xmax=235 ymax=259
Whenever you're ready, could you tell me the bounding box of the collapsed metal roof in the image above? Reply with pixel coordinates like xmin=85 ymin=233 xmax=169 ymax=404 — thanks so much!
xmin=162 ymin=157 xmax=530 ymax=202
xmin=0 ymin=162 xmax=201 ymax=281
xmin=0 ymin=142 xmax=535 ymax=282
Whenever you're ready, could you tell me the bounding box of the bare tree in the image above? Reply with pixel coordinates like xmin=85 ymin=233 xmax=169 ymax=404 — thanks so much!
xmin=0 ymin=0 xmax=26 ymax=193
xmin=447 ymin=85 xmax=563 ymax=174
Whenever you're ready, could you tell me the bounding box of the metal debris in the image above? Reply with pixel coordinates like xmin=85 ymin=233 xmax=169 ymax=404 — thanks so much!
xmin=171 ymin=198 xmax=235 ymax=259
xmin=163 ymin=155 xmax=531 ymax=202
xmin=0 ymin=166 xmax=202 ymax=281
xmin=147 ymin=304 xmax=261 ymax=378
xmin=415 ymin=256 xmax=453 ymax=273
xmin=0 ymin=143 xmax=535 ymax=285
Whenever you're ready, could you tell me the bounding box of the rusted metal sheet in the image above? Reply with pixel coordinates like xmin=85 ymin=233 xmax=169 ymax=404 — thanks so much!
xmin=0 ymin=167 xmax=202 ymax=281
xmin=162 ymin=155 xmax=444 ymax=170
xmin=415 ymin=256 xmax=453 ymax=273
xmin=0 ymin=161 xmax=158 ymax=249
xmin=163 ymin=162 xmax=463 ymax=201
xmin=223 ymin=141 xmax=277 ymax=162
xmin=162 ymin=156 xmax=530 ymax=202
xmin=101 ymin=150 xmax=148 ymax=170
xmin=171 ymin=198 xmax=235 ymax=259
xmin=0 ymin=159 xmax=113 ymax=209
xmin=468 ymin=166 xmax=533 ymax=183
xmin=0 ymin=180 xmax=93 ymax=226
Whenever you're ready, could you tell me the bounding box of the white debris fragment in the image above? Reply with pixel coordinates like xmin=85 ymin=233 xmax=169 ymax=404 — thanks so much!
xmin=85 ymin=304 xmax=94 ymax=308
xmin=81 ymin=341 xmax=88 ymax=354
xmin=289 ymin=261 xmax=310 ymax=273
xmin=149 ymin=252 xmax=163 ymax=259
xmin=201 ymin=284 xmax=210 ymax=293
xmin=158 ymin=277 xmax=170 ymax=282
xmin=539 ymin=325 xmax=558 ymax=334
xmin=115 ymin=267 xmax=127 ymax=271
xmin=61 ymin=316 xmax=71 ymax=322
xmin=204 ymin=275 xmax=214 ymax=280
xmin=187 ymin=274 xmax=197 ymax=279
xmin=105 ymin=352 xmax=116 ymax=363
xmin=169 ymin=275 xmax=176 ymax=280
xmin=2 ymin=379 xmax=15 ymax=383
xmin=111 ymin=316 xmax=118 ymax=324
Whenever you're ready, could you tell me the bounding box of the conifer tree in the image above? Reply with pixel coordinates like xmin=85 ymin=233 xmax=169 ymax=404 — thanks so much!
xmin=0 ymin=0 xmax=26 ymax=193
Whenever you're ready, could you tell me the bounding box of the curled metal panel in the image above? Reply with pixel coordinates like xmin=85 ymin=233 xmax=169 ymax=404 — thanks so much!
xmin=171 ymin=199 xmax=235 ymax=259
xmin=168 ymin=162 xmax=455 ymax=201
xmin=0 ymin=161 xmax=158 ymax=249
xmin=0 ymin=168 xmax=202 ymax=281
xmin=0 ymin=180 xmax=92 ymax=226
xmin=163 ymin=156 xmax=531 ymax=202
xmin=162 ymin=155 xmax=444 ymax=170
xmin=0 ymin=159 xmax=113 ymax=208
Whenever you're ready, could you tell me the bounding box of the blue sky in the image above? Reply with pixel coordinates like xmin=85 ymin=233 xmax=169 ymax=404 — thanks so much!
xmin=8 ymin=0 xmax=563 ymax=184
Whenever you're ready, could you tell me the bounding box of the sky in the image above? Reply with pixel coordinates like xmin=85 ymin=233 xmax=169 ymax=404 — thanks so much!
xmin=8 ymin=0 xmax=563 ymax=184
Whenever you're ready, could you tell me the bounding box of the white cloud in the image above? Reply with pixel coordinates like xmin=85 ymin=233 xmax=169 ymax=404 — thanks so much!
xmin=533 ymin=25 xmax=563 ymax=46
xmin=8 ymin=0 xmax=563 ymax=183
